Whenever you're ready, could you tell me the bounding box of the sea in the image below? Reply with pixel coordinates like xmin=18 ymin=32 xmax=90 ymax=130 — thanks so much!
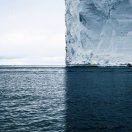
xmin=0 ymin=66 xmax=132 ymax=132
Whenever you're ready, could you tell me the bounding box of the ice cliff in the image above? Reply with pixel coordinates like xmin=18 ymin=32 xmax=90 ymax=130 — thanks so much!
xmin=65 ymin=0 xmax=132 ymax=66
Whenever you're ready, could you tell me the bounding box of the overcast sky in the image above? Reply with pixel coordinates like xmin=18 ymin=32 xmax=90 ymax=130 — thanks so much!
xmin=0 ymin=0 xmax=65 ymax=65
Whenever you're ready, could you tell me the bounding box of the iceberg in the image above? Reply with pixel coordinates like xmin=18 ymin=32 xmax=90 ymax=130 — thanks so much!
xmin=65 ymin=0 xmax=132 ymax=66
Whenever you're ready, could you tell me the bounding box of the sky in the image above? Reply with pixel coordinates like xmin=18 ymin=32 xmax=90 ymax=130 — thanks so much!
xmin=0 ymin=0 xmax=65 ymax=65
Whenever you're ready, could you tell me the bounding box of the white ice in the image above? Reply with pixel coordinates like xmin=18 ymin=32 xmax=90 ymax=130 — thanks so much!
xmin=65 ymin=0 xmax=132 ymax=66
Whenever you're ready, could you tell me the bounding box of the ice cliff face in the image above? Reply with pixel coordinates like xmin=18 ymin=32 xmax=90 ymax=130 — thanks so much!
xmin=65 ymin=0 xmax=132 ymax=66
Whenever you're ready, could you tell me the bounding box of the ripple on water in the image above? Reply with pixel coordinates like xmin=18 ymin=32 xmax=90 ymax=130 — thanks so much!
xmin=0 ymin=68 xmax=66 ymax=132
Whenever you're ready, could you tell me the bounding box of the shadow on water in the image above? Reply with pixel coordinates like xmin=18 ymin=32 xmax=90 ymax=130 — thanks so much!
xmin=65 ymin=67 xmax=132 ymax=132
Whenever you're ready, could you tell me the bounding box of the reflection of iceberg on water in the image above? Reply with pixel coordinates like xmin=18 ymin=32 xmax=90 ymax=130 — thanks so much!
xmin=65 ymin=0 xmax=132 ymax=66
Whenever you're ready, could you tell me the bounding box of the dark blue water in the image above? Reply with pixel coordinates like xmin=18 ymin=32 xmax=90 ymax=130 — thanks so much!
xmin=0 ymin=67 xmax=132 ymax=132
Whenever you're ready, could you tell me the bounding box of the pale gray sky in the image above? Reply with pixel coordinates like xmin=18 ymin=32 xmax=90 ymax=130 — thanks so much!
xmin=0 ymin=0 xmax=65 ymax=65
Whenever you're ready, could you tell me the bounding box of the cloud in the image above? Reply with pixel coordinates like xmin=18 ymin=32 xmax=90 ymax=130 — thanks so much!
xmin=0 ymin=56 xmax=65 ymax=65
xmin=0 ymin=29 xmax=65 ymax=57
xmin=0 ymin=0 xmax=65 ymax=65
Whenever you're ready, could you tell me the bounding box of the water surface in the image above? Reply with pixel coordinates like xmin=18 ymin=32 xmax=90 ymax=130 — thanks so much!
xmin=0 ymin=67 xmax=65 ymax=132
xmin=0 ymin=66 xmax=132 ymax=132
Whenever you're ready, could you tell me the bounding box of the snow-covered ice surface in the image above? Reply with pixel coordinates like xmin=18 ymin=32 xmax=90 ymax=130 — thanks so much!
xmin=65 ymin=0 xmax=132 ymax=66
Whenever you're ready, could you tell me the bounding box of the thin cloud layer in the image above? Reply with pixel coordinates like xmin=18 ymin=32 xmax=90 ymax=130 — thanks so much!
xmin=0 ymin=0 xmax=65 ymax=65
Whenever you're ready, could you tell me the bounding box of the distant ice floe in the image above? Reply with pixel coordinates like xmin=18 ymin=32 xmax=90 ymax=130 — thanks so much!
xmin=65 ymin=0 xmax=132 ymax=66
